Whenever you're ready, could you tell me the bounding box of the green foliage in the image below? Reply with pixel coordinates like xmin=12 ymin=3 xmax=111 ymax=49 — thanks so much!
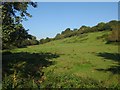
xmin=41 ymin=72 xmax=102 ymax=88
xmin=107 ymin=30 xmax=120 ymax=42
xmin=54 ymin=33 xmax=62 ymax=40
xmin=19 ymin=35 xmax=39 ymax=47
xmin=27 ymin=35 xmax=39 ymax=45
xmin=40 ymin=37 xmax=53 ymax=44
xmin=107 ymin=21 xmax=120 ymax=43
xmin=61 ymin=28 xmax=72 ymax=34
xmin=40 ymin=20 xmax=118 ymax=44
xmin=2 ymin=24 xmax=30 ymax=49
xmin=2 ymin=2 xmax=37 ymax=49
xmin=2 ymin=73 xmax=39 ymax=89
xmin=2 ymin=2 xmax=37 ymax=25
xmin=2 ymin=51 xmax=59 ymax=89
xmin=2 ymin=24 xmax=38 ymax=49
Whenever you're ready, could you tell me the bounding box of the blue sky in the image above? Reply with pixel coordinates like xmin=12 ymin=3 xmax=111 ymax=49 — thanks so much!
xmin=22 ymin=2 xmax=118 ymax=40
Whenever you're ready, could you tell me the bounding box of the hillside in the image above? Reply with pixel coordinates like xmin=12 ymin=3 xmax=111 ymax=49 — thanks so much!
xmin=3 ymin=30 xmax=120 ymax=88
xmin=2 ymin=2 xmax=119 ymax=89
xmin=39 ymin=20 xmax=120 ymax=44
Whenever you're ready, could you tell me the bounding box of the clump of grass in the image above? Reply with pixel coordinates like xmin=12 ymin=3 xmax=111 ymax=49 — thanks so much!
xmin=40 ymin=71 xmax=102 ymax=88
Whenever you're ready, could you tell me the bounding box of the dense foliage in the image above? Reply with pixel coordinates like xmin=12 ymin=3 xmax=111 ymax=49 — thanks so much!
xmin=40 ymin=20 xmax=120 ymax=44
xmin=2 ymin=2 xmax=38 ymax=49
xmin=107 ymin=20 xmax=120 ymax=42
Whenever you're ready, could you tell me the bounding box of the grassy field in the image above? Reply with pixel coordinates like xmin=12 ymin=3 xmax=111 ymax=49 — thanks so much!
xmin=3 ymin=31 xmax=120 ymax=88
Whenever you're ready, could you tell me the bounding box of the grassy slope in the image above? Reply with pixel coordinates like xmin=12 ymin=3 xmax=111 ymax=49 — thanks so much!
xmin=11 ymin=31 xmax=119 ymax=87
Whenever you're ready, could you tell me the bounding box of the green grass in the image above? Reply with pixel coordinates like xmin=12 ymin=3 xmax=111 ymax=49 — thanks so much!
xmin=3 ymin=31 xmax=120 ymax=88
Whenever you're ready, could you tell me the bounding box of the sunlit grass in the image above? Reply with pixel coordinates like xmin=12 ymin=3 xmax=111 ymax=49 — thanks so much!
xmin=3 ymin=31 xmax=120 ymax=88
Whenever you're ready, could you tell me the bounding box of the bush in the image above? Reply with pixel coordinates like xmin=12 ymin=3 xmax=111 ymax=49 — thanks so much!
xmin=107 ymin=30 xmax=120 ymax=42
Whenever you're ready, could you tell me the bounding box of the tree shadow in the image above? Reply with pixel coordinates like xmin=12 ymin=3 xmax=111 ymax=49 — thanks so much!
xmin=97 ymin=52 xmax=120 ymax=62
xmin=96 ymin=65 xmax=120 ymax=74
xmin=2 ymin=51 xmax=59 ymax=80
xmin=96 ymin=52 xmax=120 ymax=74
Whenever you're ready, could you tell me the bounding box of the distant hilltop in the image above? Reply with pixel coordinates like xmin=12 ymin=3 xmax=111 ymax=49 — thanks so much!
xmin=40 ymin=20 xmax=120 ymax=44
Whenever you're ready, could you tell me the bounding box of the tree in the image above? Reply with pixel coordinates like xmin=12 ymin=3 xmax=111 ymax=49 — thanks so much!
xmin=107 ymin=21 xmax=120 ymax=42
xmin=78 ymin=25 xmax=91 ymax=34
xmin=28 ymin=35 xmax=39 ymax=45
xmin=2 ymin=1 xmax=37 ymax=49
xmin=61 ymin=28 xmax=72 ymax=34
xmin=39 ymin=38 xmax=45 ymax=44
xmin=55 ymin=33 xmax=62 ymax=40
xmin=73 ymin=28 xmax=78 ymax=31
xmin=2 ymin=2 xmax=37 ymax=25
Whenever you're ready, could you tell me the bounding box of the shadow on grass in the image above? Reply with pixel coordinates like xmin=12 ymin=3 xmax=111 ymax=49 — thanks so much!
xmin=96 ymin=52 xmax=120 ymax=74
xmin=2 ymin=51 xmax=59 ymax=78
xmin=105 ymin=41 xmax=120 ymax=45
xmin=97 ymin=52 xmax=120 ymax=62
xmin=96 ymin=65 xmax=120 ymax=74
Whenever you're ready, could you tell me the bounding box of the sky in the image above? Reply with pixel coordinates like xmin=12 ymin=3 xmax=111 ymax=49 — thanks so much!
xmin=22 ymin=2 xmax=118 ymax=40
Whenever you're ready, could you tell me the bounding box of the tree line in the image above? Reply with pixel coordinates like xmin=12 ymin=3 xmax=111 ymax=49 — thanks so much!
xmin=40 ymin=20 xmax=120 ymax=44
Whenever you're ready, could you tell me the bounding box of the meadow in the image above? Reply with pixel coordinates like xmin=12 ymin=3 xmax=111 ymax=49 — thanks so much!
xmin=2 ymin=30 xmax=120 ymax=88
